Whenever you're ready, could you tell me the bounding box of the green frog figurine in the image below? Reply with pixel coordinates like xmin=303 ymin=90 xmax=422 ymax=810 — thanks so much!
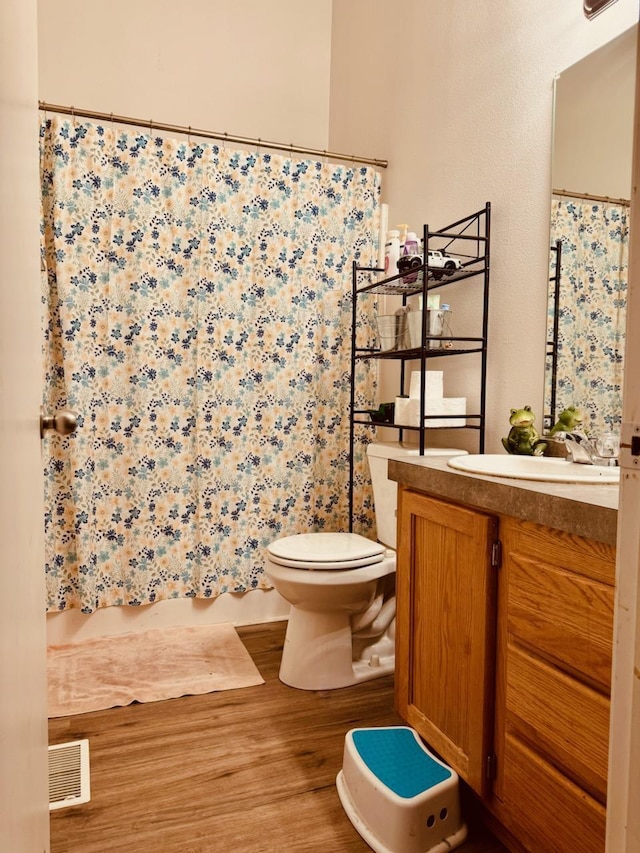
xmin=502 ymin=405 xmax=546 ymax=456
xmin=549 ymin=405 xmax=584 ymax=436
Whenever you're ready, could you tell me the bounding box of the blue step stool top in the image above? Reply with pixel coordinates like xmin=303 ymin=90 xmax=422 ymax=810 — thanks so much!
xmin=352 ymin=727 xmax=452 ymax=800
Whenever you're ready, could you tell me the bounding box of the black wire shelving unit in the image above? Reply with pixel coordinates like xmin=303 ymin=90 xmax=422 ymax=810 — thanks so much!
xmin=348 ymin=202 xmax=491 ymax=529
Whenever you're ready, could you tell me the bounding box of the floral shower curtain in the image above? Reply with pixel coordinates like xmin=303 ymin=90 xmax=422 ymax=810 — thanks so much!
xmin=546 ymin=198 xmax=628 ymax=433
xmin=40 ymin=116 xmax=379 ymax=613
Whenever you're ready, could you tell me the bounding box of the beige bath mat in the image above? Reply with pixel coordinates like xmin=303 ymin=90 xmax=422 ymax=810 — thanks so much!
xmin=47 ymin=622 xmax=264 ymax=717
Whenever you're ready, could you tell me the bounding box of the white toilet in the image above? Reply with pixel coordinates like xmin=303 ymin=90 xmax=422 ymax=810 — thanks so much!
xmin=264 ymin=442 xmax=467 ymax=690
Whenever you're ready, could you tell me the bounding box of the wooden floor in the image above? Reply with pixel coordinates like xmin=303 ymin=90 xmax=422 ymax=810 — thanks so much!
xmin=49 ymin=621 xmax=508 ymax=853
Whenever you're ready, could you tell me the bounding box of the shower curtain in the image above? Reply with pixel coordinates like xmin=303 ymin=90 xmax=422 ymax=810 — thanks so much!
xmin=40 ymin=116 xmax=380 ymax=613
xmin=547 ymin=198 xmax=628 ymax=433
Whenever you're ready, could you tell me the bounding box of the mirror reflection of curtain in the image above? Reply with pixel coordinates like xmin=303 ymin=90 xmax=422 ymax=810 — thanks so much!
xmin=40 ymin=116 xmax=380 ymax=614
xmin=546 ymin=198 xmax=628 ymax=433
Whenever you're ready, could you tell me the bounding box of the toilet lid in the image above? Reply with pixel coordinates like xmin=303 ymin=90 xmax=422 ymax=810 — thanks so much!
xmin=267 ymin=532 xmax=385 ymax=571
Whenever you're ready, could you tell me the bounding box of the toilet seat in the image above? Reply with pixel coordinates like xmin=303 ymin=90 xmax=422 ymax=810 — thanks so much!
xmin=266 ymin=532 xmax=386 ymax=571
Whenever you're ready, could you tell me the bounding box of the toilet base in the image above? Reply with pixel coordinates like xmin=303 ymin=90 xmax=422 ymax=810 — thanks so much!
xmin=279 ymin=604 xmax=394 ymax=691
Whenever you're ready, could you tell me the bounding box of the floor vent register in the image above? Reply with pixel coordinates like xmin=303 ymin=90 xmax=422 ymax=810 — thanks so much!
xmin=48 ymin=739 xmax=91 ymax=810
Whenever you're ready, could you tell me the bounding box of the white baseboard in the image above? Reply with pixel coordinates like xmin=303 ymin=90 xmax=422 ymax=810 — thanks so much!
xmin=46 ymin=588 xmax=290 ymax=645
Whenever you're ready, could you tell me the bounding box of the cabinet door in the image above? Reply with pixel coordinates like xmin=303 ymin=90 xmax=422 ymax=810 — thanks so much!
xmin=395 ymin=487 xmax=498 ymax=796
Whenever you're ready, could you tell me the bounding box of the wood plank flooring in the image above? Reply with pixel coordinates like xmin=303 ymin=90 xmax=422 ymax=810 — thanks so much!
xmin=49 ymin=621 xmax=508 ymax=853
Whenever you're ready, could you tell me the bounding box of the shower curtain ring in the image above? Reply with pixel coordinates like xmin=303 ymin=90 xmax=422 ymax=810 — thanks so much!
xmin=188 ymin=125 xmax=192 ymax=145
xmin=71 ymin=105 xmax=76 ymax=126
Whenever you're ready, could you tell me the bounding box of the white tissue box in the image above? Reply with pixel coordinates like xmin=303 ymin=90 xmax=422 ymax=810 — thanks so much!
xmin=409 ymin=371 xmax=443 ymax=400
xmin=394 ymin=396 xmax=466 ymax=428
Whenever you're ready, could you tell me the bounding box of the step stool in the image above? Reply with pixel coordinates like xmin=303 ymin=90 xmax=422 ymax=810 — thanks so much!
xmin=336 ymin=726 xmax=467 ymax=853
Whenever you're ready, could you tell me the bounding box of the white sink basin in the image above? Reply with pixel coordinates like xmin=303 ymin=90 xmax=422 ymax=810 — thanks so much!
xmin=447 ymin=454 xmax=620 ymax=484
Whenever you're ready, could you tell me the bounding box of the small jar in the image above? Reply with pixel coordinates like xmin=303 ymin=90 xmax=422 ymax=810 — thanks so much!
xmin=595 ymin=432 xmax=620 ymax=462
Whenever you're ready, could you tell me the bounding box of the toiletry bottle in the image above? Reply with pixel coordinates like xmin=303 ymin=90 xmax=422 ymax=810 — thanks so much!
xmin=398 ymin=230 xmax=422 ymax=284
xmin=404 ymin=231 xmax=419 ymax=257
xmin=384 ymin=230 xmax=401 ymax=278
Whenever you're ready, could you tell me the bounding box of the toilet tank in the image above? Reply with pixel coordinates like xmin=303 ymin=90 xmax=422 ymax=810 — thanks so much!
xmin=366 ymin=442 xmax=467 ymax=549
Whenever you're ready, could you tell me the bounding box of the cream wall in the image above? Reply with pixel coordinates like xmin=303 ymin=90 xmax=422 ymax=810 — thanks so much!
xmin=329 ymin=0 xmax=638 ymax=451
xmin=37 ymin=0 xmax=333 ymax=149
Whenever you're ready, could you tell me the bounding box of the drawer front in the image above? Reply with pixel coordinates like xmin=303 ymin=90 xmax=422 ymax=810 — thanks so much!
xmin=505 ymin=520 xmax=616 ymax=586
xmin=507 ymin=552 xmax=614 ymax=691
xmin=506 ymin=644 xmax=610 ymax=802
xmin=502 ymin=734 xmax=606 ymax=853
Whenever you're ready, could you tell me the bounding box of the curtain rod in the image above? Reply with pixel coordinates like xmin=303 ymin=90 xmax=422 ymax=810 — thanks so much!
xmin=38 ymin=101 xmax=388 ymax=170
xmin=552 ymin=188 xmax=630 ymax=207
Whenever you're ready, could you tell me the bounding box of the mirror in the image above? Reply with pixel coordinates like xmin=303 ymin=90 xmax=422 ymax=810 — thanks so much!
xmin=545 ymin=26 xmax=636 ymax=434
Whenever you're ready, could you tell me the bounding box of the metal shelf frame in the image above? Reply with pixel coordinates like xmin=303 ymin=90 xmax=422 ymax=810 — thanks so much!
xmin=545 ymin=239 xmax=562 ymax=430
xmin=348 ymin=202 xmax=491 ymax=530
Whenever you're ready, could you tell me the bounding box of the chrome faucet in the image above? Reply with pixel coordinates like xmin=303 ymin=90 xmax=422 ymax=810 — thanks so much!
xmin=562 ymin=430 xmax=619 ymax=466
xmin=563 ymin=431 xmax=599 ymax=465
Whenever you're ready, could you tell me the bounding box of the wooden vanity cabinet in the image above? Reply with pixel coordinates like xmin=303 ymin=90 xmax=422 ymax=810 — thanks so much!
xmin=492 ymin=516 xmax=615 ymax=853
xmin=395 ymin=485 xmax=616 ymax=853
xmin=395 ymin=487 xmax=500 ymax=797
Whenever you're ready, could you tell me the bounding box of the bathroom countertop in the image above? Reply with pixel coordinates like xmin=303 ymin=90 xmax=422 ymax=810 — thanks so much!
xmin=388 ymin=456 xmax=619 ymax=546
